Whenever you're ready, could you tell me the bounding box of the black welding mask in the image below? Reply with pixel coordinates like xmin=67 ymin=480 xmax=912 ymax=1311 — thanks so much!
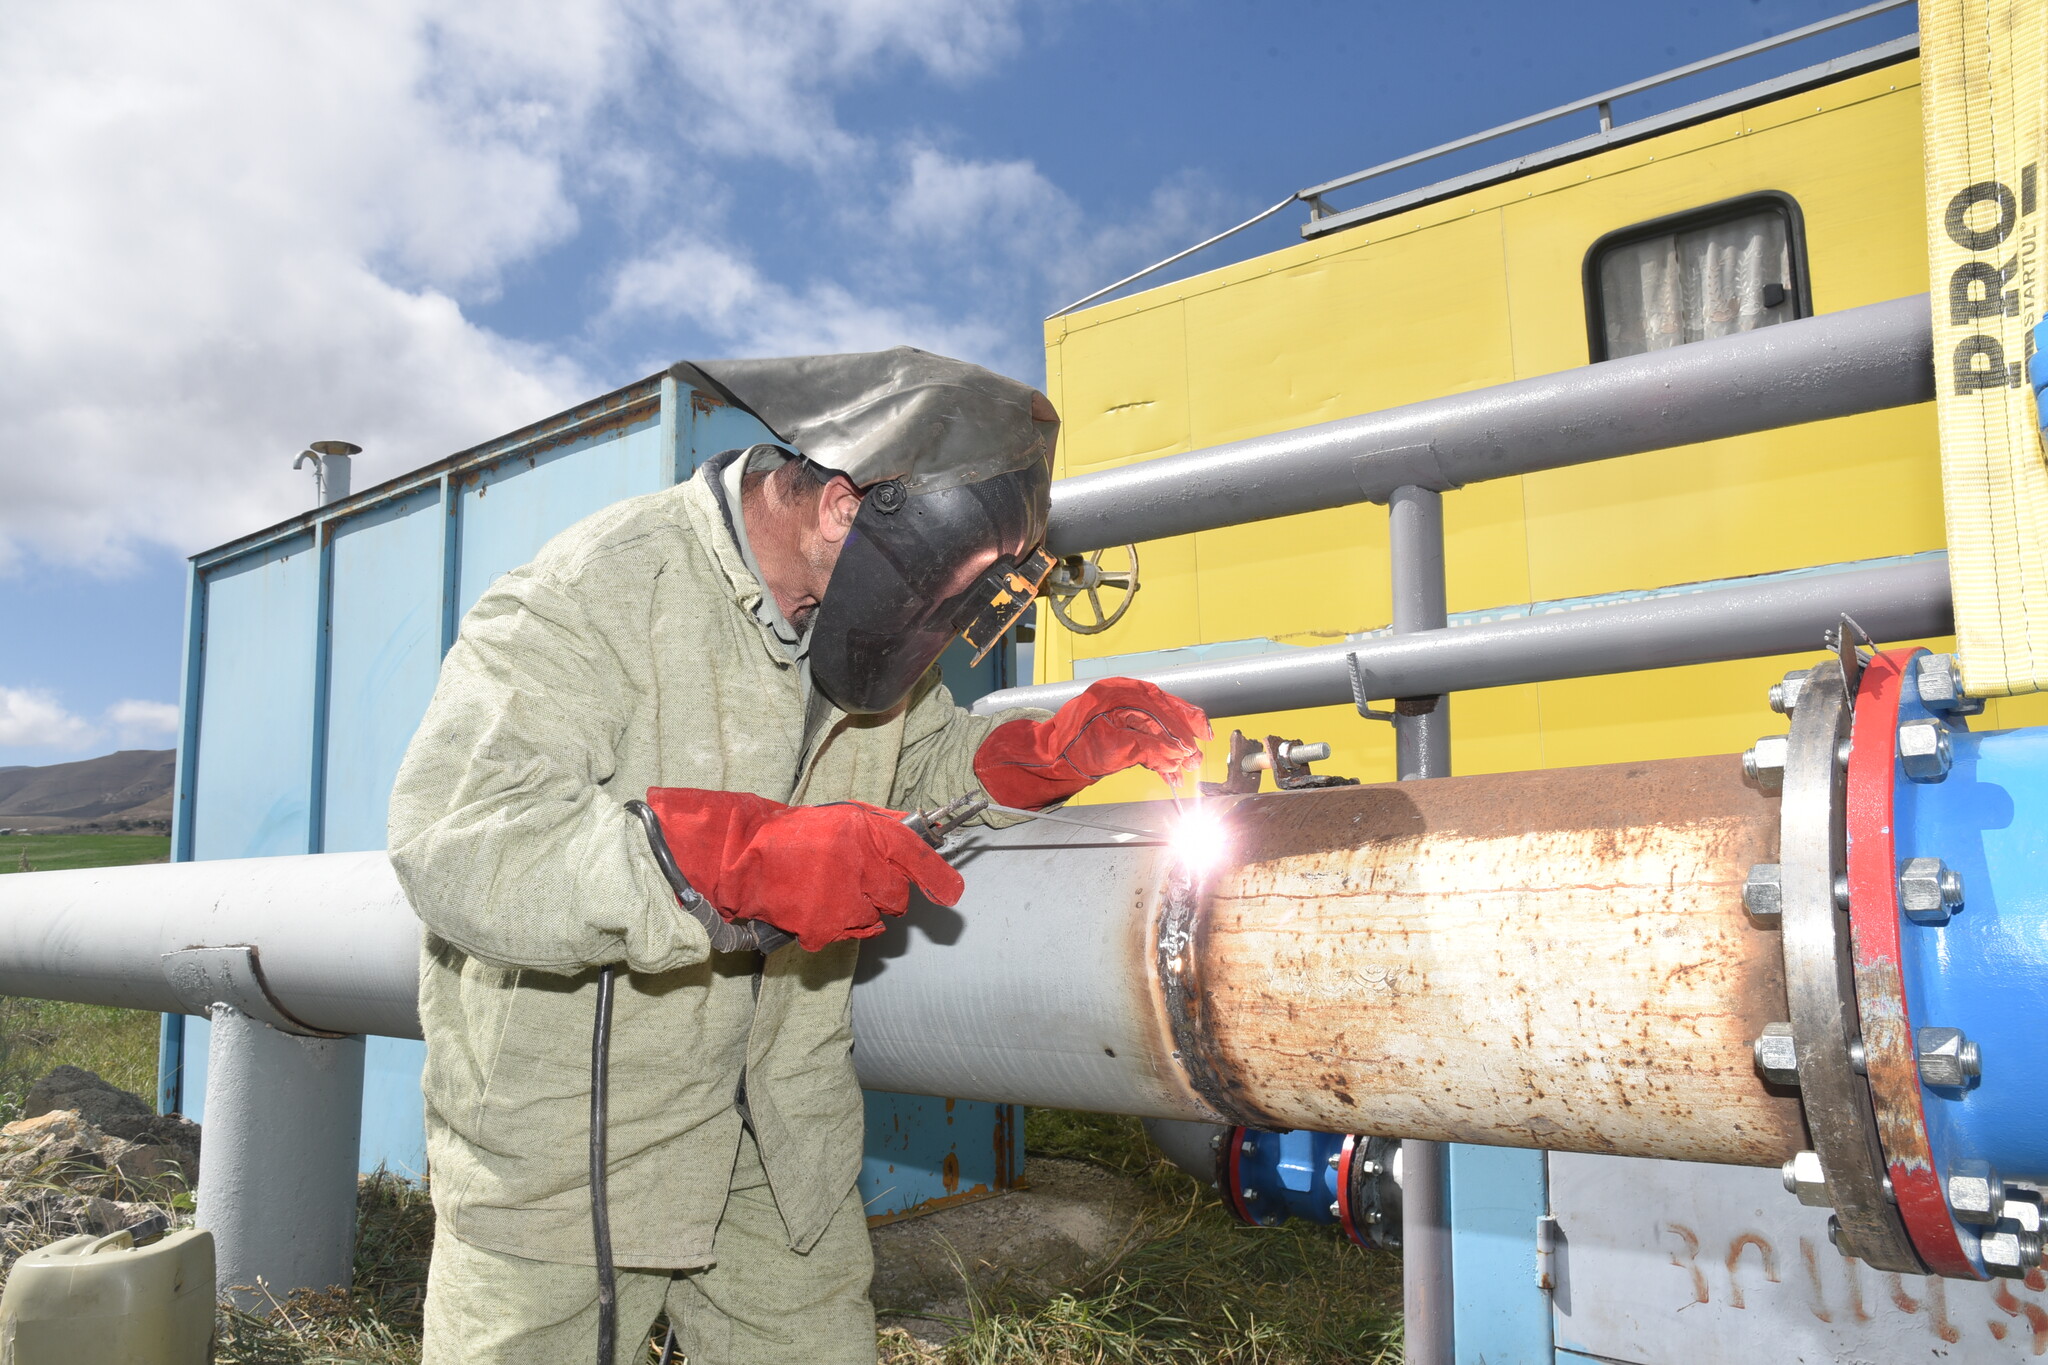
xmin=671 ymin=348 xmax=1057 ymax=715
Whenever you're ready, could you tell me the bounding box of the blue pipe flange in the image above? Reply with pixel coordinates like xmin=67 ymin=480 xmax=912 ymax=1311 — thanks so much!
xmin=1880 ymin=649 xmax=2048 ymax=1279
xmin=1760 ymin=646 xmax=2048 ymax=1281
xmin=1216 ymin=1126 xmax=1400 ymax=1247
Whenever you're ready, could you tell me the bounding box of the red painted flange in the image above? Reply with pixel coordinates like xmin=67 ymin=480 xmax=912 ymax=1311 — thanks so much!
xmin=1846 ymin=647 xmax=1977 ymax=1279
xmin=1334 ymin=1134 xmax=1369 ymax=1248
xmin=1221 ymin=1124 xmax=1258 ymax=1225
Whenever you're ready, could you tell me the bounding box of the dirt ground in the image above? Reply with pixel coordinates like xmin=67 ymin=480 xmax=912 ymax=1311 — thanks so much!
xmin=872 ymin=1157 xmax=1151 ymax=1345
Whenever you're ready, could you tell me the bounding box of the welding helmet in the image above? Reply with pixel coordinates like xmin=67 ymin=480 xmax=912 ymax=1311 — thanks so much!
xmin=671 ymin=347 xmax=1057 ymax=714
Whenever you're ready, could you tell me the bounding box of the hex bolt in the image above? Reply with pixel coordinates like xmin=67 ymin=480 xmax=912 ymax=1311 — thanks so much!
xmin=1915 ymin=653 xmax=1985 ymax=716
xmin=1240 ymin=1139 xmax=1258 ymax=1157
xmin=1357 ymin=1158 xmax=1381 ymax=1178
xmin=1743 ymin=864 xmax=1784 ymax=921
xmin=1743 ymin=735 xmax=1790 ymax=793
xmin=1209 ymin=1133 xmax=1223 ymax=1151
xmin=1948 ymin=1160 xmax=2005 ymax=1226
xmin=1241 ymin=741 xmax=1331 ymax=774
xmin=1898 ymin=858 xmax=1965 ymax=925
xmin=1916 ymin=1027 xmax=1981 ymax=1089
xmin=1242 ymin=1187 xmax=1259 ymax=1201
xmin=1781 ymin=1150 xmax=1830 ymax=1207
xmin=1327 ymin=1152 xmax=1341 ymax=1169
xmin=1329 ymin=1201 xmax=1342 ymax=1218
xmin=1898 ymin=719 xmax=1954 ymax=784
xmin=1363 ymin=1208 xmax=1382 ymax=1225
xmin=1827 ymin=1215 xmax=1841 ymax=1248
xmin=1754 ymin=1022 xmax=1799 ymax=1086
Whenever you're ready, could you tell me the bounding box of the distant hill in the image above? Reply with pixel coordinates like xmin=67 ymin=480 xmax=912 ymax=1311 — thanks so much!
xmin=0 ymin=751 xmax=174 ymax=833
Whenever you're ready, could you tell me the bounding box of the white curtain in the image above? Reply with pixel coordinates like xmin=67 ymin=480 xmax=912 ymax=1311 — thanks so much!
xmin=1599 ymin=210 xmax=1793 ymax=359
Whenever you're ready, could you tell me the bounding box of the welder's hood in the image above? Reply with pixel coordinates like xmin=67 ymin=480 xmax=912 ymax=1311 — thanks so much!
xmin=671 ymin=347 xmax=1057 ymax=494
xmin=672 ymin=347 xmax=1058 ymax=715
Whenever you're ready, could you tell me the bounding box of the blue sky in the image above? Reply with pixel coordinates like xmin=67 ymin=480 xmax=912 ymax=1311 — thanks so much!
xmin=0 ymin=0 xmax=1915 ymax=769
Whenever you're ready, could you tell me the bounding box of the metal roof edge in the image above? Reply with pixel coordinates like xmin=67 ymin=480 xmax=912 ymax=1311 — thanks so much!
xmin=188 ymin=371 xmax=667 ymax=570
xmin=1302 ymin=34 xmax=1919 ymax=241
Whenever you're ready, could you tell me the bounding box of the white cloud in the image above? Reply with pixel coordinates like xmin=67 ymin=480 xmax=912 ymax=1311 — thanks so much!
xmin=0 ymin=689 xmax=100 ymax=751
xmin=3 ymin=0 xmax=1234 ymax=577
xmin=107 ymin=700 xmax=181 ymax=746
xmin=607 ymin=237 xmax=1006 ymax=363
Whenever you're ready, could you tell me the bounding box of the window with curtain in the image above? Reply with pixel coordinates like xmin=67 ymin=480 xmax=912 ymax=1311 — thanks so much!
xmin=1587 ymin=195 xmax=1808 ymax=361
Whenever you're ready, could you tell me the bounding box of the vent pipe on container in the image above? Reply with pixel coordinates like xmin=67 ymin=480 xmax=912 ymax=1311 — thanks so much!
xmin=293 ymin=440 xmax=360 ymax=508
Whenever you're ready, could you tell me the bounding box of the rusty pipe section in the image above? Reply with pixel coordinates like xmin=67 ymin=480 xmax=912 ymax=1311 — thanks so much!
xmin=855 ymin=751 xmax=1804 ymax=1168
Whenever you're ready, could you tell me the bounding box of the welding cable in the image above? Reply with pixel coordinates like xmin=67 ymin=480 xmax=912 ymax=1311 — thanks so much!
xmin=590 ymin=963 xmax=619 ymax=1365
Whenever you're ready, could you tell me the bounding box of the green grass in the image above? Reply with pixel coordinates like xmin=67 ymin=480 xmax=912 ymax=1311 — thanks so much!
xmin=0 ymin=835 xmax=172 ymax=1118
xmin=0 ymin=832 xmax=169 ymax=874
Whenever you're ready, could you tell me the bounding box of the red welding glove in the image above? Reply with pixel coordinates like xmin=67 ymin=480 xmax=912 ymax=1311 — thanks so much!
xmin=972 ymin=677 xmax=1211 ymax=810
xmin=641 ymin=788 xmax=964 ymax=952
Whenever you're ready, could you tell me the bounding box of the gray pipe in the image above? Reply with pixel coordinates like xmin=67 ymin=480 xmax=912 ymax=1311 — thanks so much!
xmin=1388 ymin=486 xmax=1453 ymax=1365
xmin=1044 ymin=295 xmax=1932 ymax=557
xmin=978 ymin=554 xmax=1953 ymax=720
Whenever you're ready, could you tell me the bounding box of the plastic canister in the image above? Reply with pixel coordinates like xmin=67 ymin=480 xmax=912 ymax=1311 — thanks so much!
xmin=0 ymin=1226 xmax=214 ymax=1364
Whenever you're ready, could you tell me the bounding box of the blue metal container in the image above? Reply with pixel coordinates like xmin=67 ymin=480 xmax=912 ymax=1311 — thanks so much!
xmin=160 ymin=372 xmax=1023 ymax=1216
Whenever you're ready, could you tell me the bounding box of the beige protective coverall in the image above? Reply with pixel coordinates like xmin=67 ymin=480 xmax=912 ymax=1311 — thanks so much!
xmin=388 ymin=458 xmax=1030 ymax=1363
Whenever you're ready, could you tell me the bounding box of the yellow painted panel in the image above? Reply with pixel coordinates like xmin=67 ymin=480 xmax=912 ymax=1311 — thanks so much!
xmin=1444 ymin=477 xmax=1532 ymax=615
xmin=1053 ymin=301 xmax=1189 ymax=472
xmin=1181 ymin=213 xmax=1518 ymax=443
xmin=1520 ymin=406 xmax=1943 ymax=604
xmin=1194 ymin=505 xmax=1387 ymax=646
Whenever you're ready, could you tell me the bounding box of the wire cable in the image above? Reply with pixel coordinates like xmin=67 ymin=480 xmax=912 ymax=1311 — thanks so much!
xmin=590 ymin=963 xmax=619 ymax=1365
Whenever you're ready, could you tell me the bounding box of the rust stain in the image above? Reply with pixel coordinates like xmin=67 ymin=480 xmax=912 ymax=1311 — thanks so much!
xmin=1725 ymin=1233 xmax=1779 ymax=1309
xmin=1801 ymin=1239 xmax=1834 ymax=1323
xmin=1180 ymin=755 xmax=1801 ymax=1163
xmin=1923 ymin=1275 xmax=1962 ymax=1345
xmin=863 ymin=1183 xmax=999 ymax=1229
xmin=1665 ymin=1223 xmax=1709 ymax=1305
xmin=1842 ymin=1254 xmax=1871 ymax=1323
xmin=992 ymin=1103 xmax=1015 ymax=1191
xmin=941 ymin=1152 xmax=960 ymax=1194
xmin=1993 ymin=1282 xmax=2048 ymax=1355
xmin=1888 ymin=1273 xmax=1921 ymax=1315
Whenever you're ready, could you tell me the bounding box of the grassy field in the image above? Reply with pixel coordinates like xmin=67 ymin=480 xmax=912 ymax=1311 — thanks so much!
xmin=0 ymin=835 xmax=169 ymax=1115
xmin=1 ymin=832 xmax=169 ymax=874
xmin=0 ymin=835 xmax=1402 ymax=1362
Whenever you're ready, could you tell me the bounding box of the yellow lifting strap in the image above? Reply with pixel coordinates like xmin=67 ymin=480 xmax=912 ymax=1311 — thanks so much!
xmin=1920 ymin=0 xmax=2048 ymax=696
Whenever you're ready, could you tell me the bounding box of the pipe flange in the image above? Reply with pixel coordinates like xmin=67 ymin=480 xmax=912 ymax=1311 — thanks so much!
xmin=1775 ymin=659 xmax=1924 ymax=1273
xmin=1335 ymin=1134 xmax=1401 ymax=1249
xmin=1846 ymin=649 xmax=1989 ymax=1278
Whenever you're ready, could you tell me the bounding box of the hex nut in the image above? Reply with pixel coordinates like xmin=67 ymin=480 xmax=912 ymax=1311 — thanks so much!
xmin=1916 ymin=653 xmax=1986 ymax=716
xmin=1980 ymin=1222 xmax=2044 ymax=1278
xmin=1899 ymin=719 xmax=1954 ymax=784
xmin=1743 ymin=863 xmax=1784 ymax=920
xmin=1917 ymin=1027 xmax=1982 ymax=1090
xmin=1782 ymin=1150 xmax=1830 ymax=1207
xmin=1899 ymin=857 xmax=1965 ymax=926
xmin=1754 ymin=1022 xmax=1799 ymax=1086
xmin=1770 ymin=669 xmax=1809 ymax=715
xmin=1744 ymin=735 xmax=1790 ymax=793
xmin=1948 ymin=1160 xmax=2005 ymax=1226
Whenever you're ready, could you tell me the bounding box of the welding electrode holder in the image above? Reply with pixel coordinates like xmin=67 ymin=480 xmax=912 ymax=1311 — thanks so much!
xmin=624 ymin=799 xmax=796 ymax=955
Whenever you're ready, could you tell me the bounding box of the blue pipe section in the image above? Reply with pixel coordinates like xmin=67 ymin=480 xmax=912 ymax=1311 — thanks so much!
xmin=1231 ymin=1128 xmax=1347 ymax=1225
xmin=1893 ymin=692 xmax=2048 ymax=1186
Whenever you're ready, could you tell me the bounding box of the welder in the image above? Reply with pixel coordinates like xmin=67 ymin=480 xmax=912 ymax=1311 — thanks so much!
xmin=386 ymin=347 xmax=1209 ymax=1365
